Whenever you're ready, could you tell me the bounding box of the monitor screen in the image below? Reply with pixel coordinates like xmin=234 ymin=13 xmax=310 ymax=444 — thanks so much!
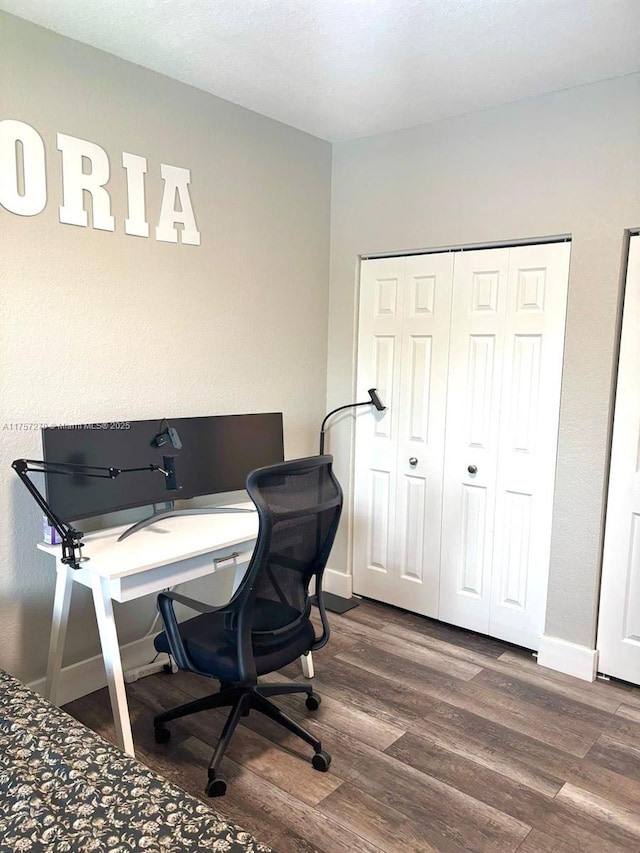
xmin=42 ymin=413 xmax=284 ymax=522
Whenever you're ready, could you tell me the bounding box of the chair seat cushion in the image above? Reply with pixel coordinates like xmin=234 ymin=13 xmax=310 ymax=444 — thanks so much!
xmin=154 ymin=598 xmax=315 ymax=682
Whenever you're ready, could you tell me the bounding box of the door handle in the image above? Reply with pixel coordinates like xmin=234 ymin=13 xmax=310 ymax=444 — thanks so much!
xmin=409 ymin=457 xmax=418 ymax=466
xmin=467 ymin=465 xmax=478 ymax=475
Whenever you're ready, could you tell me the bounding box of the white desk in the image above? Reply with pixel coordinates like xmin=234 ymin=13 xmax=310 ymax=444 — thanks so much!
xmin=38 ymin=507 xmax=314 ymax=756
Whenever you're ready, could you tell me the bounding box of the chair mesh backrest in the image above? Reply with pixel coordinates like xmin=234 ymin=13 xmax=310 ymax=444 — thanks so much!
xmin=245 ymin=456 xmax=343 ymax=624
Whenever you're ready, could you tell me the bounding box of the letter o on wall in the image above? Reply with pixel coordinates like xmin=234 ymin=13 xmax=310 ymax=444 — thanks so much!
xmin=0 ymin=119 xmax=47 ymax=216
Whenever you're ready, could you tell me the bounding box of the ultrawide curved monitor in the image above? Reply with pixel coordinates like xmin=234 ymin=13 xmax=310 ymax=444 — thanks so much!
xmin=42 ymin=413 xmax=284 ymax=523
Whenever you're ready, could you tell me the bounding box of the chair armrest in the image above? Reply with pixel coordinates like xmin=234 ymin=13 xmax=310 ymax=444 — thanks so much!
xmin=159 ymin=590 xmax=229 ymax=614
xmin=310 ymin=582 xmax=331 ymax=651
xmin=156 ymin=592 xmax=212 ymax=671
xmin=157 ymin=591 xmax=257 ymax=684
xmin=236 ymin=607 xmax=258 ymax=685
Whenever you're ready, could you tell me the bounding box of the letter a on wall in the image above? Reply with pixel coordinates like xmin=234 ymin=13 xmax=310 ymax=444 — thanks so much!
xmin=156 ymin=164 xmax=201 ymax=245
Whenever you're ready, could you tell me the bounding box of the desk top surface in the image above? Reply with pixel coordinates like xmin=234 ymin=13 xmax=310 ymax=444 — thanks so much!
xmin=37 ymin=504 xmax=259 ymax=579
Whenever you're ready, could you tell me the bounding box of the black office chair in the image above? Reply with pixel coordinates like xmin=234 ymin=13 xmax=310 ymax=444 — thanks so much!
xmin=152 ymin=454 xmax=343 ymax=797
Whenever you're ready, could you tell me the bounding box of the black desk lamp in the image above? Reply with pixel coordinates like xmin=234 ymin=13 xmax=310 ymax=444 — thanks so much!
xmin=12 ymin=457 xmax=178 ymax=569
xmin=319 ymin=388 xmax=386 ymax=454
xmin=314 ymin=388 xmax=386 ymax=615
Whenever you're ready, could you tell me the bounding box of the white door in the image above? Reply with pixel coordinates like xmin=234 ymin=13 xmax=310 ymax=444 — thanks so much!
xmin=440 ymin=243 xmax=570 ymax=647
xmin=439 ymin=248 xmax=510 ymax=633
xmin=353 ymin=242 xmax=571 ymax=650
xmin=490 ymin=243 xmax=571 ymax=648
xmin=353 ymin=253 xmax=454 ymax=615
xmin=597 ymin=235 xmax=640 ymax=685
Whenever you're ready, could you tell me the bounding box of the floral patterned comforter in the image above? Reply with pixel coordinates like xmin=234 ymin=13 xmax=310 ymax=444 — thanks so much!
xmin=0 ymin=669 xmax=272 ymax=852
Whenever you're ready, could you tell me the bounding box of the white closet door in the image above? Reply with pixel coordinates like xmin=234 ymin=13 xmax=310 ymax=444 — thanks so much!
xmin=353 ymin=257 xmax=403 ymax=608
xmin=439 ymin=243 xmax=570 ymax=646
xmin=354 ymin=242 xmax=570 ymax=650
xmin=490 ymin=243 xmax=571 ymax=648
xmin=597 ymin=235 xmax=640 ymax=684
xmin=439 ymin=248 xmax=510 ymax=633
xmin=353 ymin=253 xmax=453 ymax=615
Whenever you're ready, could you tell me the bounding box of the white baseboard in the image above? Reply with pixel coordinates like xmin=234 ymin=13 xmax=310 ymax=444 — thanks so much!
xmin=27 ymin=635 xmax=162 ymax=706
xmin=323 ymin=567 xmax=353 ymax=600
xmin=537 ymin=634 xmax=599 ymax=682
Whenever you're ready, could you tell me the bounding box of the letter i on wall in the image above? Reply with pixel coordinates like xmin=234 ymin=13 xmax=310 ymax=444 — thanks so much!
xmin=122 ymin=152 xmax=149 ymax=237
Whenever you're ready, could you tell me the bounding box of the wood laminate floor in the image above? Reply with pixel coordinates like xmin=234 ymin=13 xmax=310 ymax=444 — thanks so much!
xmin=64 ymin=599 xmax=640 ymax=853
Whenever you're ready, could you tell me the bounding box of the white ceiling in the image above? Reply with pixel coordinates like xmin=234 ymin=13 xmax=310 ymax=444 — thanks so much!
xmin=2 ymin=0 xmax=640 ymax=142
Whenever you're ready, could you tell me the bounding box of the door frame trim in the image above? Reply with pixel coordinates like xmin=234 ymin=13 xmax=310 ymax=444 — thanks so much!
xmin=360 ymin=233 xmax=571 ymax=261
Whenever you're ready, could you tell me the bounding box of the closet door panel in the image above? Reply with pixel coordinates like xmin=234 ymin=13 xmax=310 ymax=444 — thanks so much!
xmin=490 ymin=243 xmax=571 ymax=648
xmin=354 ymin=253 xmax=453 ymax=615
xmin=393 ymin=254 xmax=453 ymax=613
xmin=353 ymin=258 xmax=403 ymax=602
xmin=440 ymin=248 xmax=510 ymax=633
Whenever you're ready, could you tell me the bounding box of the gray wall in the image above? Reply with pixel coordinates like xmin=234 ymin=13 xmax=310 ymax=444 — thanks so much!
xmin=0 ymin=13 xmax=332 ymax=682
xmin=328 ymin=74 xmax=640 ymax=649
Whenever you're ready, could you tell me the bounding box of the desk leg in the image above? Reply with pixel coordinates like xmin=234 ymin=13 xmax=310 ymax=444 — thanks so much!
xmin=91 ymin=576 xmax=135 ymax=757
xmin=45 ymin=563 xmax=75 ymax=704
xmin=301 ymin=652 xmax=314 ymax=679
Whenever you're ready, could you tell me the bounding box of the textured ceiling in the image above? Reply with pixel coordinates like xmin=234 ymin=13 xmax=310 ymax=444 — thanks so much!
xmin=2 ymin=0 xmax=640 ymax=141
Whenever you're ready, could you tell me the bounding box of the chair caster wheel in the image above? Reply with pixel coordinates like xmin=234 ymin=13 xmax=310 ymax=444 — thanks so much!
xmin=154 ymin=726 xmax=171 ymax=744
xmin=312 ymin=749 xmax=331 ymax=772
xmin=305 ymin=693 xmax=321 ymax=711
xmin=205 ymin=774 xmax=227 ymax=797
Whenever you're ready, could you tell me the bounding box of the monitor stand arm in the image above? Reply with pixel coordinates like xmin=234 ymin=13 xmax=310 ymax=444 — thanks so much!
xmin=117 ymin=505 xmax=255 ymax=542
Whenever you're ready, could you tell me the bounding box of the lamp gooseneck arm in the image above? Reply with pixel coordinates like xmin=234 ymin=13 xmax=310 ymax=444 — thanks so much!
xmin=319 ymin=401 xmax=372 ymax=454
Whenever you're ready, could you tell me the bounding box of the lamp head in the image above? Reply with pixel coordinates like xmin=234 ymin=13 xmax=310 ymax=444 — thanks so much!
xmin=368 ymin=388 xmax=386 ymax=411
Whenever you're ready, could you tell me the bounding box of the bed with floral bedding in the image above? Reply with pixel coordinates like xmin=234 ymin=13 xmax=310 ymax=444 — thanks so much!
xmin=0 ymin=668 xmax=272 ymax=852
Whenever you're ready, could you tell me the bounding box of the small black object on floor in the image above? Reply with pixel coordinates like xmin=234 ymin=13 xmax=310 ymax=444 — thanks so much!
xmin=311 ymin=592 xmax=360 ymax=614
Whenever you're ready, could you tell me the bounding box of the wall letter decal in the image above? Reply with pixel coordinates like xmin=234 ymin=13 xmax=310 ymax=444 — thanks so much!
xmin=1 ymin=119 xmax=200 ymax=245
xmin=122 ymin=152 xmax=149 ymax=237
xmin=57 ymin=132 xmax=115 ymax=231
xmin=156 ymin=164 xmax=201 ymax=245
xmin=0 ymin=119 xmax=47 ymax=216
